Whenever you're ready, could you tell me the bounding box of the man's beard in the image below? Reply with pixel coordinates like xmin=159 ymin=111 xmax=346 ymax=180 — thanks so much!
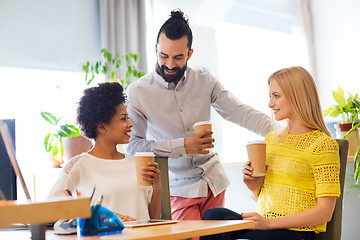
xmin=156 ymin=62 xmax=187 ymax=83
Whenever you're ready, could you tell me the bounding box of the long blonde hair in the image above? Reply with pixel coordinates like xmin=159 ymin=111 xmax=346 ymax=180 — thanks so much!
xmin=268 ymin=66 xmax=331 ymax=137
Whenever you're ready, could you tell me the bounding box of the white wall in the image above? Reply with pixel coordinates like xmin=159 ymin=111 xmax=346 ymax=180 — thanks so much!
xmin=312 ymin=0 xmax=360 ymax=110
xmin=312 ymin=1 xmax=360 ymax=238
xmin=0 ymin=0 xmax=101 ymax=71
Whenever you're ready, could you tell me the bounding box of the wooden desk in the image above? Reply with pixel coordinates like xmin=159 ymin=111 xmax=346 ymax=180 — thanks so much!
xmin=0 ymin=220 xmax=254 ymax=240
xmin=0 ymin=198 xmax=91 ymax=240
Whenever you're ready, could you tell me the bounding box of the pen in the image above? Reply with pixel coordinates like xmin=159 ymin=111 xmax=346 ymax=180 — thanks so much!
xmin=92 ymin=195 xmax=104 ymax=221
xmin=76 ymin=189 xmax=81 ymax=198
xmin=64 ymin=189 xmax=72 ymax=197
xmin=89 ymin=186 xmax=96 ymax=205
xmin=98 ymin=195 xmax=103 ymax=206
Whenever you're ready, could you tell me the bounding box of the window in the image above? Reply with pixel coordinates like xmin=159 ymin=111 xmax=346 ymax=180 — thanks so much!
xmin=0 ymin=66 xmax=87 ymax=200
xmin=215 ymin=21 xmax=309 ymax=163
xmin=147 ymin=1 xmax=309 ymax=163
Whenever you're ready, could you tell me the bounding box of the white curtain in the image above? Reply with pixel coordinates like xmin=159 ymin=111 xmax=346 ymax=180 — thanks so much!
xmin=99 ymin=0 xmax=147 ymax=71
xmin=300 ymin=0 xmax=318 ymax=80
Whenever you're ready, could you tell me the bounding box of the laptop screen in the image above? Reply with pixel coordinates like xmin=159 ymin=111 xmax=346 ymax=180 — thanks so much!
xmin=0 ymin=119 xmax=31 ymax=201
xmin=0 ymin=119 xmax=17 ymax=200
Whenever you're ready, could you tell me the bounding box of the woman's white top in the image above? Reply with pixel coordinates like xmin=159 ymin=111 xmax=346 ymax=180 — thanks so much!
xmin=47 ymin=152 xmax=153 ymax=220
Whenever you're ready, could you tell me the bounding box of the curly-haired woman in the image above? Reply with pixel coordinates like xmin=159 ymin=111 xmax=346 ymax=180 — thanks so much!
xmin=48 ymin=82 xmax=161 ymax=222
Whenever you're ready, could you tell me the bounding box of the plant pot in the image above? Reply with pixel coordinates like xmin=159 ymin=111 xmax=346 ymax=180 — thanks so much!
xmin=335 ymin=123 xmax=360 ymax=159
xmin=63 ymin=135 xmax=93 ymax=163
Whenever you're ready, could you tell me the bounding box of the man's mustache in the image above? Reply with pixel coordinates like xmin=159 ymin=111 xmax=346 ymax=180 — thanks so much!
xmin=162 ymin=66 xmax=180 ymax=72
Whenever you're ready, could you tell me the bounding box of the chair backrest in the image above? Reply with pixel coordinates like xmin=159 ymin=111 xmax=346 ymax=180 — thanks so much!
xmin=155 ymin=157 xmax=172 ymax=220
xmin=318 ymin=139 xmax=348 ymax=240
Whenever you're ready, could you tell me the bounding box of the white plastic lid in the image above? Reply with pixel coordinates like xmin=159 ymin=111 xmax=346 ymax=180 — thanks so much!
xmin=135 ymin=152 xmax=155 ymax=157
xmin=193 ymin=121 xmax=211 ymax=128
xmin=245 ymin=140 xmax=266 ymax=146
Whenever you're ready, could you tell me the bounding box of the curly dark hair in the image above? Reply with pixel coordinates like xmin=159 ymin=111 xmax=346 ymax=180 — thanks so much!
xmin=76 ymin=82 xmax=126 ymax=139
xmin=156 ymin=9 xmax=193 ymax=50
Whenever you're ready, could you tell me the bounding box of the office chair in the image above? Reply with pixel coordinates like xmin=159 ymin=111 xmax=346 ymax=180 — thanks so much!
xmin=318 ymin=139 xmax=348 ymax=240
xmin=155 ymin=157 xmax=172 ymax=220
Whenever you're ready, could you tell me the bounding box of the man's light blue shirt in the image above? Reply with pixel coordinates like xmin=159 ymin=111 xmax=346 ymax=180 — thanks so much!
xmin=126 ymin=67 xmax=275 ymax=198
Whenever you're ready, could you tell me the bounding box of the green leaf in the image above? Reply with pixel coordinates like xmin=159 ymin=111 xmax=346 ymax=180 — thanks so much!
xmin=132 ymin=69 xmax=138 ymax=77
xmin=323 ymin=108 xmax=333 ymax=117
xmin=353 ymin=98 xmax=360 ymax=108
xmin=95 ymin=62 xmax=99 ymax=74
xmin=111 ymin=71 xmax=116 ymax=79
xmin=85 ymin=61 xmax=90 ymax=72
xmin=41 ymin=112 xmax=59 ymax=126
xmin=125 ymin=55 xmax=130 ymax=64
xmin=106 ymin=78 xmax=116 ymax=83
xmin=44 ymin=133 xmax=55 ymax=152
xmin=354 ymin=146 xmax=360 ymax=183
xmin=52 ymin=138 xmax=61 ymax=157
xmin=138 ymin=71 xmax=145 ymax=78
xmin=106 ymin=52 xmax=112 ymax=63
xmin=58 ymin=124 xmax=80 ymax=138
xmin=86 ymin=74 xmax=95 ymax=85
xmin=102 ymin=63 xmax=108 ymax=75
xmin=343 ymin=123 xmax=360 ymax=138
xmin=333 ymin=86 xmax=346 ymax=107
xmin=329 ymin=109 xmax=341 ymax=118
xmin=134 ymin=54 xmax=139 ymax=62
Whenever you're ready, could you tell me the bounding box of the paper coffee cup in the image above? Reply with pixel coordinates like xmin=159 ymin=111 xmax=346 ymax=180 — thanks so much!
xmin=246 ymin=140 xmax=266 ymax=177
xmin=135 ymin=152 xmax=155 ymax=186
xmin=193 ymin=121 xmax=212 ymax=138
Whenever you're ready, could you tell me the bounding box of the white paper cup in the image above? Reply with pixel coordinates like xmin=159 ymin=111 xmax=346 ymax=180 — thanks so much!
xmin=246 ymin=140 xmax=266 ymax=177
xmin=135 ymin=152 xmax=155 ymax=186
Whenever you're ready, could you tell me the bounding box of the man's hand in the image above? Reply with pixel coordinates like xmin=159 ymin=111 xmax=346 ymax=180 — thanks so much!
xmin=184 ymin=129 xmax=214 ymax=154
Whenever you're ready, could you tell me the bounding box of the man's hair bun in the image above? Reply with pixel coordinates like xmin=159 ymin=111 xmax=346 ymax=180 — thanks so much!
xmin=170 ymin=9 xmax=188 ymax=24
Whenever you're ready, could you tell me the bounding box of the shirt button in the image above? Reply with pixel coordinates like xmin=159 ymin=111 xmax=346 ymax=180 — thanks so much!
xmin=179 ymin=154 xmax=183 ymax=157
xmin=180 ymin=108 xmax=183 ymax=112
xmin=186 ymin=128 xmax=189 ymax=131
xmin=176 ymin=89 xmax=179 ymax=92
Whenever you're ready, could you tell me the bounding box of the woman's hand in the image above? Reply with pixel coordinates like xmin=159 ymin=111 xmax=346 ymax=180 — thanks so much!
xmin=242 ymin=161 xmax=265 ymax=192
xmin=145 ymin=162 xmax=162 ymax=219
xmin=115 ymin=213 xmax=136 ymax=222
xmin=241 ymin=212 xmax=271 ymax=230
xmin=242 ymin=161 xmax=254 ymax=179
xmin=142 ymin=162 xmax=162 ymax=192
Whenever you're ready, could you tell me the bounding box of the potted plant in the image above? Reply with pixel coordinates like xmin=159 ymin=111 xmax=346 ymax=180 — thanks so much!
xmin=40 ymin=112 xmax=86 ymax=167
xmin=323 ymin=86 xmax=360 ymax=158
xmin=344 ymin=123 xmax=360 ymax=184
xmin=41 ymin=49 xmax=145 ymax=166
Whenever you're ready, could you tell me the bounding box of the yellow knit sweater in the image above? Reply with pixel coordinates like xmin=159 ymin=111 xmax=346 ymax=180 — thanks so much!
xmin=256 ymin=130 xmax=340 ymax=233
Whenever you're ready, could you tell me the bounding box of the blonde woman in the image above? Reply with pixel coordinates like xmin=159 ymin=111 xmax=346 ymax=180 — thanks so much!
xmin=201 ymin=66 xmax=340 ymax=240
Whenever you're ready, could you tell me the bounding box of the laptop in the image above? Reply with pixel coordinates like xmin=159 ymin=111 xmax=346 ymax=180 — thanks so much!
xmin=123 ymin=219 xmax=178 ymax=228
xmin=0 ymin=120 xmax=31 ymax=201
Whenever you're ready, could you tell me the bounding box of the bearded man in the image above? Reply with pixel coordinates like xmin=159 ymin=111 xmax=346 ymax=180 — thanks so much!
xmin=125 ymin=9 xmax=275 ymax=221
